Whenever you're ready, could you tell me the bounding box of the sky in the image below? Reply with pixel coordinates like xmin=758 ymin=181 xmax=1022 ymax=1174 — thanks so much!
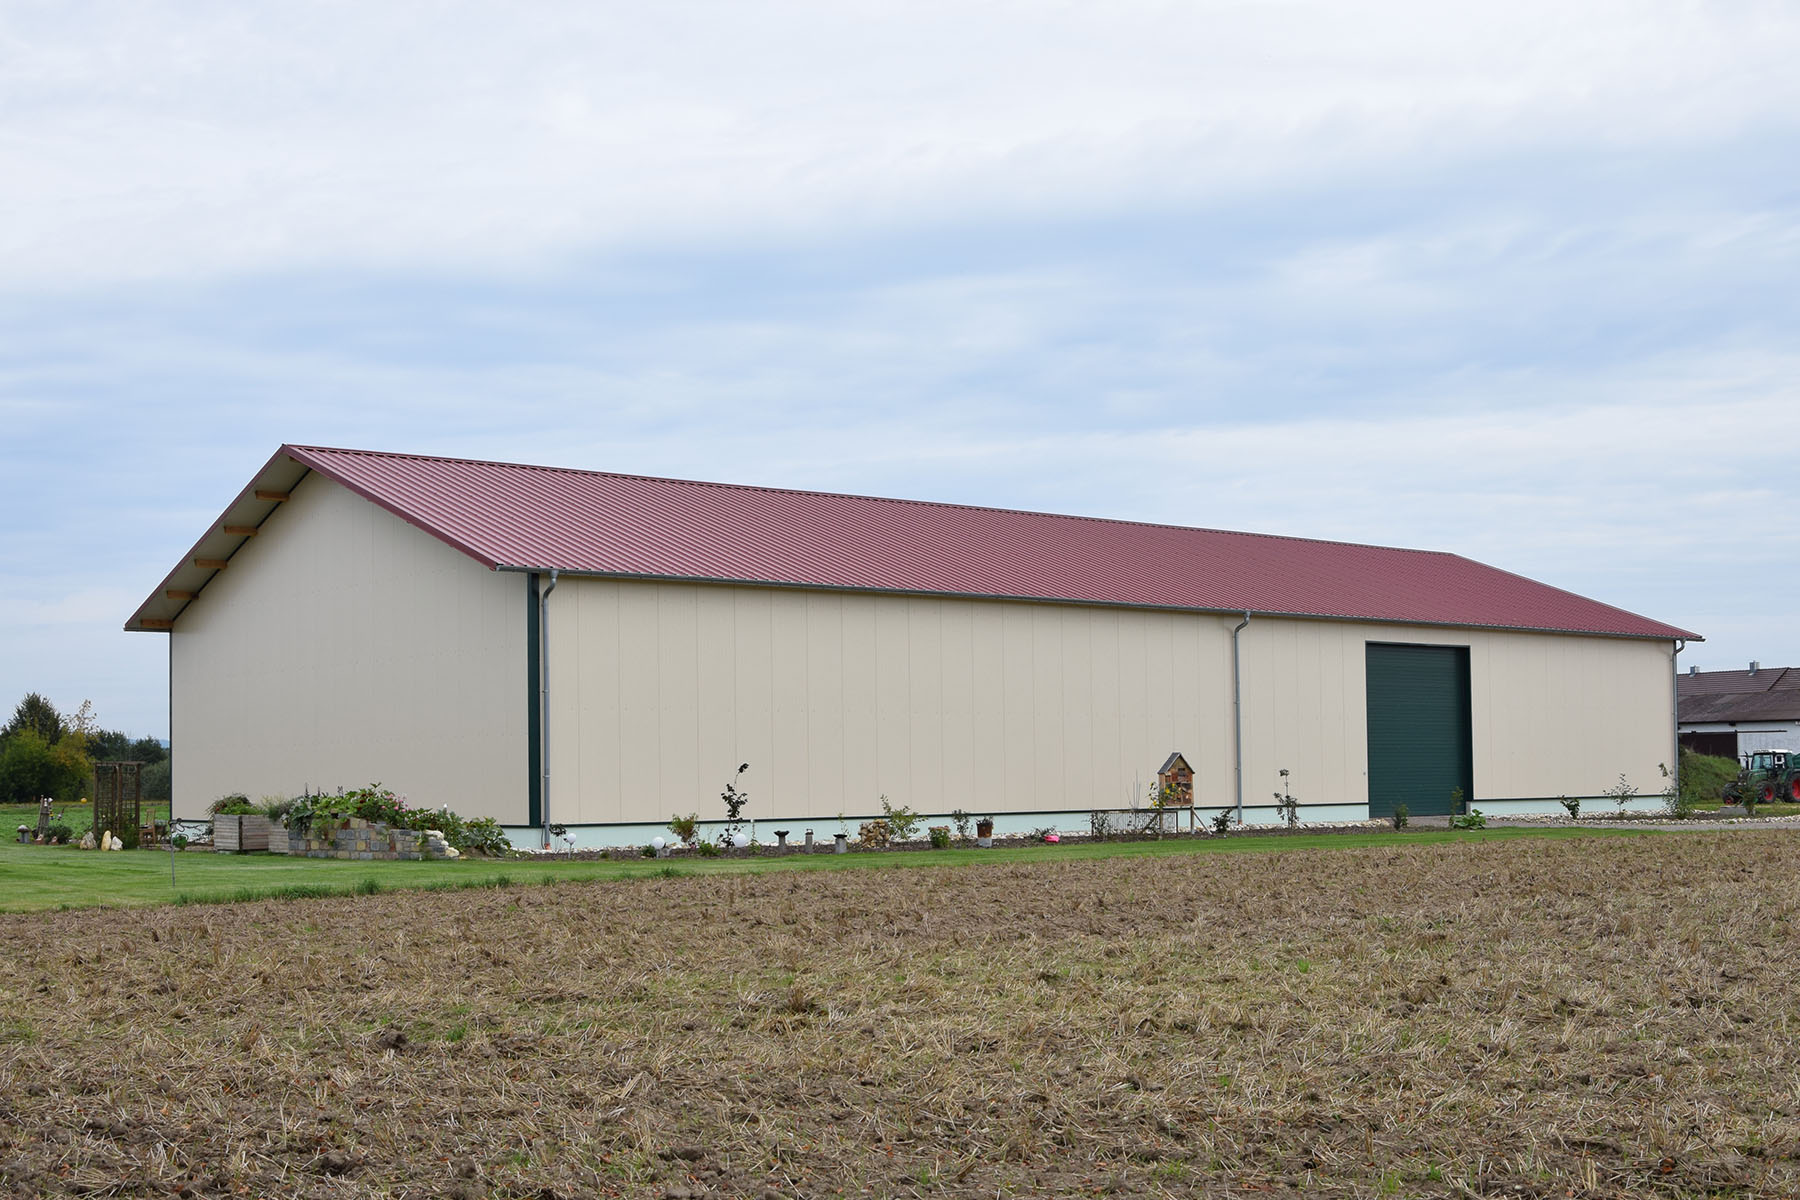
xmin=3 ymin=1 xmax=1798 ymax=740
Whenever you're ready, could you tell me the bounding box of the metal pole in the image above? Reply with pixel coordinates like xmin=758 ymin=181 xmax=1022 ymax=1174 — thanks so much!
xmin=1232 ymin=612 xmax=1251 ymax=824
xmin=539 ymin=569 xmax=560 ymax=847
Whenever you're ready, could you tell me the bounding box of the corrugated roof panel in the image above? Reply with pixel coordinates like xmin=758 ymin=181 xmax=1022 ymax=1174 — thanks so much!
xmin=127 ymin=444 xmax=1701 ymax=641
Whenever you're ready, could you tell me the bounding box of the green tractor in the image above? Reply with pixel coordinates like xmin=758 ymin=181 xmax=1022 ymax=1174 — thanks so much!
xmin=1724 ymin=750 xmax=1800 ymax=808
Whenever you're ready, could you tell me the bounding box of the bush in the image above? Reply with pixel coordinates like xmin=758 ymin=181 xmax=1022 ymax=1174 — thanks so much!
xmin=46 ymin=822 xmax=72 ymax=844
xmin=668 ymin=812 xmax=699 ymax=845
xmin=1089 ymin=810 xmax=1115 ymax=841
xmin=928 ymin=825 xmax=951 ymax=849
xmin=260 ymin=795 xmax=298 ymax=823
xmin=1603 ymin=774 xmax=1636 ymax=812
xmin=456 ymin=816 xmax=510 ymax=856
xmin=0 ymin=730 xmax=90 ymax=805
xmin=1392 ymin=803 xmax=1409 ymax=830
xmin=209 ymin=794 xmax=257 ymax=816
xmin=879 ymin=795 xmax=920 ymax=843
xmin=422 ymin=806 xmax=466 ymax=846
xmin=1558 ymin=795 xmax=1580 ymax=819
xmin=1450 ymin=808 xmax=1486 ymax=830
xmin=1211 ymin=809 xmax=1233 ymax=836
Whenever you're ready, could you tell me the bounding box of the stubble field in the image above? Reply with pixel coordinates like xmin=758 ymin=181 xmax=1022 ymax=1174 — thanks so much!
xmin=3 ymin=831 xmax=1799 ymax=1198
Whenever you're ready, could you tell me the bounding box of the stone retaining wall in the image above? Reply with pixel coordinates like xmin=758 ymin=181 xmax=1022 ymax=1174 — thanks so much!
xmin=285 ymin=817 xmax=457 ymax=860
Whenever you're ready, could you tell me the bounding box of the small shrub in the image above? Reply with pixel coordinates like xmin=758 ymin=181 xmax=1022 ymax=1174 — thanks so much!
xmin=1090 ymin=810 xmax=1116 ymax=840
xmin=1211 ymin=809 xmax=1233 ymax=836
xmin=171 ymin=833 xmax=189 ymax=850
xmin=1272 ymin=769 xmax=1298 ymax=828
xmin=1028 ymin=826 xmax=1057 ymax=842
xmin=668 ymin=813 xmax=699 ymax=845
xmin=1392 ymin=803 xmax=1409 ymax=830
xmin=46 ymin=822 xmax=72 ymax=844
xmin=458 ymin=816 xmax=511 ymax=856
xmin=209 ymin=794 xmax=256 ymax=816
xmin=950 ymin=809 xmax=973 ymax=843
xmin=426 ymin=806 xmax=468 ymax=847
xmin=1450 ymin=808 xmax=1486 ymax=830
xmin=1601 ymin=774 xmax=1639 ymax=814
xmin=717 ymin=763 xmax=750 ymax=846
xmin=1661 ymin=758 xmax=1721 ymax=819
xmin=1450 ymin=786 xmax=1466 ymax=814
xmin=880 ymin=795 xmax=921 ymax=843
xmin=696 ymin=841 xmax=720 ymax=857
xmin=1558 ymin=795 xmax=1580 ymax=819
xmin=641 ymin=843 xmax=657 ymax=858
xmin=858 ymin=818 xmax=891 ymax=848
xmin=261 ymin=795 xmax=298 ymax=822
xmin=927 ymin=825 xmax=951 ymax=849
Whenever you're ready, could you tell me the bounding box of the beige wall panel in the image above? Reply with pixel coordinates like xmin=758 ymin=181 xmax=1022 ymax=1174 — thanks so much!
xmin=614 ymin=584 xmax=662 ymax=815
xmin=968 ymin=605 xmax=1007 ymax=809
xmin=542 ymin=577 xmax=1674 ymax=825
xmin=838 ymin=599 xmax=880 ymax=813
xmin=1115 ymin=615 xmax=1155 ymax=803
xmin=804 ymin=593 xmax=847 ymax=816
xmin=767 ymin=592 xmax=811 ymax=812
xmin=1031 ymin=606 xmax=1067 ymax=810
xmin=873 ymin=597 xmax=912 ymax=806
xmin=565 ymin=578 xmax=623 ymax=824
xmin=1000 ymin=606 xmax=1035 ymax=812
xmin=694 ymin=588 xmax=738 ymax=816
xmin=170 ymin=473 xmax=525 ymax=822
xmin=906 ymin=600 xmax=944 ymax=812
xmin=1087 ymin=617 xmax=1125 ymax=808
xmin=656 ymin=586 xmax=702 ymax=818
xmin=938 ymin=604 xmax=977 ymax=814
xmin=1060 ymin=609 xmax=1096 ymax=811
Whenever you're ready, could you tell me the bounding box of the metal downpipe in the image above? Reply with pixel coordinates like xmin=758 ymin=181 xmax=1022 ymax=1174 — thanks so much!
xmin=539 ymin=569 xmax=559 ymax=847
xmin=1232 ymin=612 xmax=1251 ymax=824
xmin=1671 ymin=638 xmax=1686 ymax=798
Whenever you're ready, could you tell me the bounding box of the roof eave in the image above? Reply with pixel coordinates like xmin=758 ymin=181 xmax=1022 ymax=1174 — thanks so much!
xmin=124 ymin=449 xmax=314 ymax=632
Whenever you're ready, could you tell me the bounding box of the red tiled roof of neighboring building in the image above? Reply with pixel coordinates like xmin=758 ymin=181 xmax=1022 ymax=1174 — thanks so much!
xmin=126 ymin=444 xmax=1701 ymax=641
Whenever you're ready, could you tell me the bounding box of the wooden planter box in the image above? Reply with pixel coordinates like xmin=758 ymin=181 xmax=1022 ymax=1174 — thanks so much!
xmin=215 ymin=814 xmax=272 ymax=853
xmin=265 ymin=821 xmax=291 ymax=854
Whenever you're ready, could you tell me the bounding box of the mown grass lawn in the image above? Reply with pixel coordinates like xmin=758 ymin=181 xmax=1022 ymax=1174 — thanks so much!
xmin=0 ymin=824 xmax=1656 ymax=912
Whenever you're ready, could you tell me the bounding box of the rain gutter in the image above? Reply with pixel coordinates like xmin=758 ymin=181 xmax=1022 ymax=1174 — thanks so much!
xmin=539 ymin=569 xmax=559 ymax=847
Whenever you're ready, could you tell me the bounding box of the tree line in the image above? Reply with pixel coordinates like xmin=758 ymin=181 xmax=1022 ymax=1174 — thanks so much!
xmin=0 ymin=693 xmax=171 ymax=805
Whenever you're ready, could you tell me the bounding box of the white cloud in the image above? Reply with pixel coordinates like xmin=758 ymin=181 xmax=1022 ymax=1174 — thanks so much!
xmin=3 ymin=1 xmax=1798 ymax=287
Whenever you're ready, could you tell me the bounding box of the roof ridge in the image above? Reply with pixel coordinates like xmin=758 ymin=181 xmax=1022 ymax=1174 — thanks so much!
xmin=285 ymin=443 xmax=1461 ymax=560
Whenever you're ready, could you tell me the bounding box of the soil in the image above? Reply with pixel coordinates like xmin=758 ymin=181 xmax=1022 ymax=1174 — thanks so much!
xmin=4 ymin=834 xmax=1800 ymax=1197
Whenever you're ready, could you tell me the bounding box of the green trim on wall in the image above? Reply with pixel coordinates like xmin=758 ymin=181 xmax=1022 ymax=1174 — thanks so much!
xmin=526 ymin=571 xmax=542 ymax=828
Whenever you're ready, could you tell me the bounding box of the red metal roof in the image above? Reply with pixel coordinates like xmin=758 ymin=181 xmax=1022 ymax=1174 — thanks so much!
xmin=127 ymin=444 xmax=1701 ymax=640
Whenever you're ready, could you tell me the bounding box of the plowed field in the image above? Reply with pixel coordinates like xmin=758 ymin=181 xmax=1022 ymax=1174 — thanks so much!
xmin=4 ymin=832 xmax=1798 ymax=1198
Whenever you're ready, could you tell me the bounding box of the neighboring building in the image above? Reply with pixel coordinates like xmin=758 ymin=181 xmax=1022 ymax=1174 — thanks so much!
xmin=127 ymin=445 xmax=1700 ymax=845
xmin=1678 ymin=665 xmax=1800 ymax=761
